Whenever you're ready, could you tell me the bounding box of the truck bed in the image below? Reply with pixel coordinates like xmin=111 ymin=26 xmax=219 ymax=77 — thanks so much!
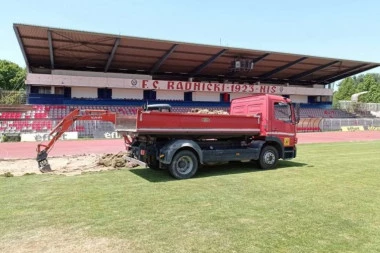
xmin=116 ymin=110 xmax=262 ymax=137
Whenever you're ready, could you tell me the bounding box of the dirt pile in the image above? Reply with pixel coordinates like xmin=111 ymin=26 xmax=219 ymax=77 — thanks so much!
xmin=98 ymin=152 xmax=127 ymax=168
xmin=0 ymin=151 xmax=139 ymax=177
xmin=189 ymin=108 xmax=228 ymax=115
xmin=98 ymin=151 xmax=138 ymax=168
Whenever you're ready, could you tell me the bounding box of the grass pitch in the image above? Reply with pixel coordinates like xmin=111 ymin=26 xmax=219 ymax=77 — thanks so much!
xmin=1 ymin=141 xmax=380 ymax=252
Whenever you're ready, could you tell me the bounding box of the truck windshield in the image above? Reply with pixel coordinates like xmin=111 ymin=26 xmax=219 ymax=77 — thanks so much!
xmin=274 ymin=102 xmax=291 ymax=122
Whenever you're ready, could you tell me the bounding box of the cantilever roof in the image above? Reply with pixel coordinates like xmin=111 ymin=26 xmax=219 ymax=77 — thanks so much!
xmin=14 ymin=23 xmax=380 ymax=85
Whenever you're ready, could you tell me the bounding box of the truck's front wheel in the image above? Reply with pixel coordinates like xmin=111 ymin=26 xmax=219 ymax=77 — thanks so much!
xmin=169 ymin=150 xmax=198 ymax=179
xmin=258 ymin=146 xmax=279 ymax=170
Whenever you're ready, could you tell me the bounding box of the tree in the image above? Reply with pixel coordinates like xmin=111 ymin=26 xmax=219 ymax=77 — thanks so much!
xmin=353 ymin=73 xmax=380 ymax=85
xmin=333 ymin=73 xmax=380 ymax=105
xmin=0 ymin=60 xmax=26 ymax=91
xmin=356 ymin=74 xmax=380 ymax=103
xmin=0 ymin=90 xmax=25 ymax=105
xmin=333 ymin=77 xmax=356 ymax=106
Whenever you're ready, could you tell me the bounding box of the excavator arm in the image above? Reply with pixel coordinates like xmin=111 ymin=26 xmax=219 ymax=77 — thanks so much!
xmin=37 ymin=109 xmax=116 ymax=172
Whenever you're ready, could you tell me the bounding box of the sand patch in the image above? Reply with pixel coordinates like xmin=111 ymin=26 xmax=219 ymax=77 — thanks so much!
xmin=0 ymin=152 xmax=137 ymax=177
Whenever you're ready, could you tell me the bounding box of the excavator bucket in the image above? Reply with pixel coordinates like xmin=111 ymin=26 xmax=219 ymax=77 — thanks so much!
xmin=37 ymin=150 xmax=53 ymax=173
xmin=39 ymin=163 xmax=52 ymax=173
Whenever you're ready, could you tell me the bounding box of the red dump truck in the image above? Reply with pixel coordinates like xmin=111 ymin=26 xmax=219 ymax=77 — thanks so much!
xmin=115 ymin=94 xmax=299 ymax=179
xmin=37 ymin=94 xmax=298 ymax=179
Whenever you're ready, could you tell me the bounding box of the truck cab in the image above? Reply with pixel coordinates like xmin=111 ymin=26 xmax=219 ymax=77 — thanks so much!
xmin=230 ymin=94 xmax=298 ymax=156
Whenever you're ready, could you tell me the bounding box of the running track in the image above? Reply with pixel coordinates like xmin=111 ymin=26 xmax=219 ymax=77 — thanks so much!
xmin=1 ymin=131 xmax=380 ymax=159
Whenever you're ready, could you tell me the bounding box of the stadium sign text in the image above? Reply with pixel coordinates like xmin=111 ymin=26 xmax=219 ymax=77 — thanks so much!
xmin=26 ymin=73 xmax=334 ymax=96
xmin=93 ymin=130 xmax=122 ymax=139
xmin=367 ymin=126 xmax=380 ymax=131
xmin=341 ymin=126 xmax=364 ymax=132
xmin=104 ymin=131 xmax=121 ymax=139
xmin=21 ymin=132 xmax=78 ymax=142
xmin=141 ymin=80 xmax=278 ymax=94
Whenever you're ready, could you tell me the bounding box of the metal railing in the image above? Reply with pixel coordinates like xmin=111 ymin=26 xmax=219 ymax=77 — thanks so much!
xmin=320 ymin=118 xmax=380 ymax=131
xmin=0 ymin=90 xmax=27 ymax=105
xmin=297 ymin=118 xmax=323 ymax=132
xmin=338 ymin=101 xmax=380 ymax=113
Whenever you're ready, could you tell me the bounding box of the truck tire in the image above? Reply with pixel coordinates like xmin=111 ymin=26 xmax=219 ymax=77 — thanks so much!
xmin=258 ymin=145 xmax=279 ymax=170
xmin=169 ymin=150 xmax=198 ymax=179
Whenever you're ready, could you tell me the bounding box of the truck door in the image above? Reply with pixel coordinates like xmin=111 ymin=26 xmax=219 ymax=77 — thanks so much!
xmin=269 ymin=101 xmax=297 ymax=147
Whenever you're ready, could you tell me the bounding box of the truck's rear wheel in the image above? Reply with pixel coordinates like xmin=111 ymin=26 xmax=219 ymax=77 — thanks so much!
xmin=169 ymin=150 xmax=198 ymax=179
xmin=258 ymin=146 xmax=279 ymax=170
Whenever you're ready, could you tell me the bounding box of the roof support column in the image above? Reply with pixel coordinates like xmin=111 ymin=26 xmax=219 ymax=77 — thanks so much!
xmin=47 ymin=30 xmax=55 ymax=69
xmin=104 ymin=38 xmax=120 ymax=72
xmin=320 ymin=64 xmax=379 ymax=83
xmin=259 ymin=57 xmax=307 ymax=80
xmin=150 ymin=44 xmax=178 ymax=75
xmin=190 ymin=49 xmax=227 ymax=77
xmin=289 ymin=60 xmax=340 ymax=80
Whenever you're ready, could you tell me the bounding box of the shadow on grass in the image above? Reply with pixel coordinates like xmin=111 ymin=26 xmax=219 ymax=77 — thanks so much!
xmin=129 ymin=160 xmax=308 ymax=183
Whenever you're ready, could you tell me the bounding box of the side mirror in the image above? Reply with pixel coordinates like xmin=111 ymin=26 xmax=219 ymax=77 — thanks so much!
xmin=289 ymin=103 xmax=300 ymax=125
xmin=142 ymin=101 xmax=148 ymax=111
xmin=294 ymin=103 xmax=300 ymax=124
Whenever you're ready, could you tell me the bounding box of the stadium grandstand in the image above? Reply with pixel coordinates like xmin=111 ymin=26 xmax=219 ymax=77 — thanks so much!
xmin=1 ymin=23 xmax=380 ymax=139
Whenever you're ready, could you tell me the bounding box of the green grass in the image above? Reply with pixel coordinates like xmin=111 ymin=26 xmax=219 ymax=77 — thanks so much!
xmin=1 ymin=141 xmax=380 ymax=252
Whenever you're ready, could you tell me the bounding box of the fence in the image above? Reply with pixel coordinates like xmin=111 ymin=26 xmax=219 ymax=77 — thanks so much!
xmin=3 ymin=117 xmax=380 ymax=140
xmin=0 ymin=90 xmax=27 ymax=105
xmin=320 ymin=118 xmax=380 ymax=132
xmin=338 ymin=101 xmax=380 ymax=113
xmin=297 ymin=118 xmax=323 ymax=132
xmin=0 ymin=119 xmax=116 ymax=138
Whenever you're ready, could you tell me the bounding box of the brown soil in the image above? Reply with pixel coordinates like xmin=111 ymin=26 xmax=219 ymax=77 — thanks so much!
xmin=0 ymin=151 xmax=138 ymax=177
xmin=189 ymin=108 xmax=228 ymax=114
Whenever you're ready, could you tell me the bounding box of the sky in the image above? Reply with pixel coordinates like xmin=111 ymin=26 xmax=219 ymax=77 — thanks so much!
xmin=1 ymin=0 xmax=379 ymax=76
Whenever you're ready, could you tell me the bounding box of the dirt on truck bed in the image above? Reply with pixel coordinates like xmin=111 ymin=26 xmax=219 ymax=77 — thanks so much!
xmin=189 ymin=108 xmax=228 ymax=114
xmin=0 ymin=151 xmax=138 ymax=177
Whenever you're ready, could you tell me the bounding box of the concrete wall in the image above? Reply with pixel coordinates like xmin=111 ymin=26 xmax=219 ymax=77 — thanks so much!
xmin=27 ymin=73 xmax=333 ymax=97
xmin=72 ymin=87 xmax=97 ymax=98
xmin=289 ymin=95 xmax=308 ymax=103
xmin=156 ymin=90 xmax=184 ymax=100
xmin=193 ymin=92 xmax=219 ymax=102
xmin=112 ymin=89 xmax=143 ymax=99
xmin=230 ymin=93 xmax=248 ymax=100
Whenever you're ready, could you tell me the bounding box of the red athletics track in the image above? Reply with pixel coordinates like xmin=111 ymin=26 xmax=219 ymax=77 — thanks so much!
xmin=1 ymin=131 xmax=380 ymax=159
xmin=297 ymin=131 xmax=380 ymax=144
